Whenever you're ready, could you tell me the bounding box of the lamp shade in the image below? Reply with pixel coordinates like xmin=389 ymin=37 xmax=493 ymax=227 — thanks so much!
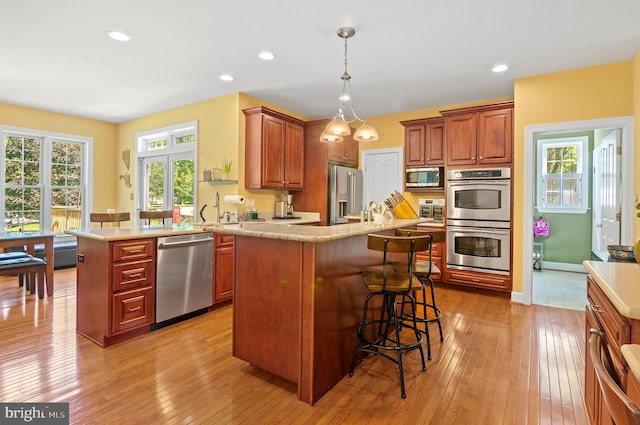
xmin=324 ymin=119 xmax=351 ymax=136
xmin=319 ymin=131 xmax=344 ymax=143
xmin=353 ymin=124 xmax=379 ymax=142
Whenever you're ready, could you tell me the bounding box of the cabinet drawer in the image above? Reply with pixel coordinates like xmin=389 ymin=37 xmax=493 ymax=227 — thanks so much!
xmin=112 ymin=259 xmax=155 ymax=292
xmin=216 ymin=234 xmax=234 ymax=247
xmin=587 ymin=276 xmax=630 ymax=360
xmin=447 ymin=269 xmax=511 ymax=291
xmin=112 ymin=286 xmax=154 ymax=334
xmin=112 ymin=239 xmax=154 ymax=262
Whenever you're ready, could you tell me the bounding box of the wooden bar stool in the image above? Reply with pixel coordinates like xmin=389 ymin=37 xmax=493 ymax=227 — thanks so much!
xmin=90 ymin=212 xmax=130 ymax=228
xmin=349 ymin=233 xmax=429 ymax=398
xmin=139 ymin=210 xmax=173 ymax=226
xmin=393 ymin=228 xmax=445 ymax=360
xmin=0 ymin=256 xmax=47 ymax=298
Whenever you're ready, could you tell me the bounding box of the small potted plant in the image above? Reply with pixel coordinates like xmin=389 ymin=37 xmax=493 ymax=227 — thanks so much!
xmin=222 ymin=157 xmax=232 ymax=180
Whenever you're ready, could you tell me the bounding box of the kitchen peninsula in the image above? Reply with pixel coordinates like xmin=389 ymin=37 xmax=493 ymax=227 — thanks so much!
xmin=204 ymin=217 xmax=426 ymax=405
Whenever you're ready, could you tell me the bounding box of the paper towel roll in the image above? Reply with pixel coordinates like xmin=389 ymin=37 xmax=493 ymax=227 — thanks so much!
xmin=223 ymin=195 xmax=245 ymax=205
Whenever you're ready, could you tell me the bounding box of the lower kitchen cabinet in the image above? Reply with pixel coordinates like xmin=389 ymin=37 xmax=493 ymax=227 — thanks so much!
xmin=585 ymin=273 xmax=633 ymax=425
xmin=213 ymin=234 xmax=234 ymax=304
xmin=76 ymin=237 xmax=156 ymax=347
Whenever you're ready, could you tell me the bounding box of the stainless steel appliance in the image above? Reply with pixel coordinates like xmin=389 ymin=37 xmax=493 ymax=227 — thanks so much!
xmin=447 ymin=167 xmax=511 ymax=222
xmin=329 ymin=164 xmax=363 ymax=225
xmin=446 ymin=167 xmax=512 ymax=274
xmin=417 ymin=198 xmax=445 ymax=224
xmin=447 ymin=219 xmax=511 ymax=274
xmin=155 ymin=232 xmax=213 ymax=324
xmin=405 ymin=167 xmax=444 ymax=188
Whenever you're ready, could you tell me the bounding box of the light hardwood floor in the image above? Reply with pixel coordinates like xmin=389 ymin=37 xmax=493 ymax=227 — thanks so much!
xmin=0 ymin=269 xmax=588 ymax=424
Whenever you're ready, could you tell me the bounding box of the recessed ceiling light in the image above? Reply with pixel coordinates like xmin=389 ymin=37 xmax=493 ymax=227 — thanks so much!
xmin=258 ymin=51 xmax=275 ymax=61
xmin=106 ymin=30 xmax=132 ymax=42
xmin=492 ymin=64 xmax=509 ymax=73
xmin=219 ymin=74 xmax=234 ymax=82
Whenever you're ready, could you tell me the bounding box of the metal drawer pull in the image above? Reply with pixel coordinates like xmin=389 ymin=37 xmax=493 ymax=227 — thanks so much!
xmin=126 ymin=272 xmax=143 ymax=278
xmin=125 ymin=249 xmax=143 ymax=254
xmin=127 ymin=306 xmax=141 ymax=313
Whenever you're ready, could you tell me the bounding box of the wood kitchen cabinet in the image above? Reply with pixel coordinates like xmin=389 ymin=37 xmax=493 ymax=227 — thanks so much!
xmin=400 ymin=117 xmax=445 ymax=167
xmin=441 ymin=101 xmax=513 ymax=166
xmin=76 ymin=237 xmax=155 ymax=346
xmin=243 ymin=106 xmax=305 ymax=190
xmin=213 ymin=234 xmax=234 ymax=305
xmin=294 ymin=119 xmax=359 ymax=225
xmin=327 ymin=134 xmax=359 ymax=167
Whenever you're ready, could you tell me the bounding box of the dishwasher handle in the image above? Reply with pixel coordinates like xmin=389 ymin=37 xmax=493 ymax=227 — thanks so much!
xmin=157 ymin=236 xmax=214 ymax=250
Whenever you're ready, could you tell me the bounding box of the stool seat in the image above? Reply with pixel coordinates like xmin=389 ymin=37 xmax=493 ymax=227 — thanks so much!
xmin=349 ymin=233 xmax=429 ymax=399
xmin=0 ymin=251 xmax=31 ymax=261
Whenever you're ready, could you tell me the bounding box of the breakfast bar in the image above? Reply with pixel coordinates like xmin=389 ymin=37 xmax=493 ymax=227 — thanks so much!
xmin=205 ymin=217 xmax=426 ymax=405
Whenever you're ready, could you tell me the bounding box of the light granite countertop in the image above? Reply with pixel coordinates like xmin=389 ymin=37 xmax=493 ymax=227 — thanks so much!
xmin=66 ymin=224 xmax=210 ymax=241
xmin=203 ymin=218 xmax=428 ymax=243
xmin=583 ymin=260 xmax=640 ymax=320
xmin=621 ymin=344 xmax=640 ymax=381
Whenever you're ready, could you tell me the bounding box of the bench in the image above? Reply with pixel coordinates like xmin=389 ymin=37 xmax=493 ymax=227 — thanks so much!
xmin=6 ymin=241 xmax=77 ymax=269
xmin=0 ymin=256 xmax=47 ymax=298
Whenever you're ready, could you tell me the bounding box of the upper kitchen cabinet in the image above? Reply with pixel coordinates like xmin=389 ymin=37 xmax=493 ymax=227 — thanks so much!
xmin=327 ymin=132 xmax=359 ymax=167
xmin=243 ymin=106 xmax=305 ymax=190
xmin=400 ymin=117 xmax=445 ymax=167
xmin=441 ymin=101 xmax=513 ymax=166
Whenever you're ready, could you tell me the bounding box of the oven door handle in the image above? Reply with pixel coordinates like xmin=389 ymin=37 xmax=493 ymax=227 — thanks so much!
xmin=450 ymin=228 xmax=510 ymax=236
xmin=448 ymin=181 xmax=509 ymax=187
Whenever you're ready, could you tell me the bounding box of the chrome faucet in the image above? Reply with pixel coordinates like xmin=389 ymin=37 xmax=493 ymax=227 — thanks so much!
xmin=214 ymin=191 xmax=221 ymax=223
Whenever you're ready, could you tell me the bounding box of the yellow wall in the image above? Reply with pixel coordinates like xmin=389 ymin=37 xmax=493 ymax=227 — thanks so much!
xmin=0 ymin=102 xmax=118 ymax=212
xmin=513 ymin=61 xmax=635 ymax=293
xmin=634 ymin=52 xmax=640 ymax=238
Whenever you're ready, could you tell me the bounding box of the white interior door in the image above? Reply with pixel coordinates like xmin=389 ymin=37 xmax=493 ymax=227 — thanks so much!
xmin=592 ymin=129 xmax=620 ymax=251
xmin=362 ymin=148 xmax=403 ymax=208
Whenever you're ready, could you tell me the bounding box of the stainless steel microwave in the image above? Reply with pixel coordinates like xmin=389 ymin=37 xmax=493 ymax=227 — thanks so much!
xmin=405 ymin=167 xmax=444 ymax=188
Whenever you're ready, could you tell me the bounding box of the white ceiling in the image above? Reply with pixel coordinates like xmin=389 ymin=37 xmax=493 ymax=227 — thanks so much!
xmin=2 ymin=0 xmax=640 ymax=123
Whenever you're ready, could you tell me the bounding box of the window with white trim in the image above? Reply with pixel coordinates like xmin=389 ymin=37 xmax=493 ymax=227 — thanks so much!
xmin=1 ymin=126 xmax=93 ymax=235
xmin=536 ymin=136 xmax=589 ymax=213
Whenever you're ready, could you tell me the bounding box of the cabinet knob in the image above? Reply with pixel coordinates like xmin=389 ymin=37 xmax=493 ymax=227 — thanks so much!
xmin=479 ymin=156 xmax=483 ymax=159
xmin=472 ymin=156 xmax=476 ymax=160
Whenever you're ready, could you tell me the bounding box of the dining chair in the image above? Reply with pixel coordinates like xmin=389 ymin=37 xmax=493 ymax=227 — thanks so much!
xmin=89 ymin=212 xmax=130 ymax=228
xmin=589 ymin=328 xmax=640 ymax=425
xmin=139 ymin=210 xmax=173 ymax=226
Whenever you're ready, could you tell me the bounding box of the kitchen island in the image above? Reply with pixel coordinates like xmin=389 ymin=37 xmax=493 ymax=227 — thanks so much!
xmin=204 ymin=217 xmax=427 ymax=405
xmin=66 ymin=225 xmax=208 ymax=346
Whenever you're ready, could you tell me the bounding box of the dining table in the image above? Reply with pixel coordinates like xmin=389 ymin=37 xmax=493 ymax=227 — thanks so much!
xmin=0 ymin=231 xmax=55 ymax=297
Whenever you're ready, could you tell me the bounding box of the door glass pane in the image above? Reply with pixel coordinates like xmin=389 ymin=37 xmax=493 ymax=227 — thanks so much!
xmin=145 ymin=161 xmax=165 ymax=211
xmin=173 ymin=158 xmax=194 ymax=223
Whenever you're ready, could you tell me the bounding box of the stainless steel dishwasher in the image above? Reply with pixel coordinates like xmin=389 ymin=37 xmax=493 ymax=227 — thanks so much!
xmin=155 ymin=232 xmax=213 ymax=324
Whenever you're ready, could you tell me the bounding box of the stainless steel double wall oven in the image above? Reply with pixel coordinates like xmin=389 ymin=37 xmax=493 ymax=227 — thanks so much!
xmin=446 ymin=168 xmax=511 ymax=275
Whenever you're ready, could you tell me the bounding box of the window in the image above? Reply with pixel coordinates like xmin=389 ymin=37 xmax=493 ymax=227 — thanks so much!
xmin=536 ymin=136 xmax=589 ymax=213
xmin=2 ymin=126 xmax=92 ymax=235
xmin=136 ymin=121 xmax=197 ymax=225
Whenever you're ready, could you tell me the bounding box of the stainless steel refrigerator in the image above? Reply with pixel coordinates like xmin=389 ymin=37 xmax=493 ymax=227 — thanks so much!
xmin=329 ymin=164 xmax=363 ymax=225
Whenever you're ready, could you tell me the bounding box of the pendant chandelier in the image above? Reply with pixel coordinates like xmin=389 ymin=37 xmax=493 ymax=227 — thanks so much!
xmin=320 ymin=27 xmax=379 ymax=143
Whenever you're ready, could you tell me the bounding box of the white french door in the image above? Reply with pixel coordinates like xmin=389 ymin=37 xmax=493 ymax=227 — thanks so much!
xmin=138 ymin=152 xmax=195 ymax=225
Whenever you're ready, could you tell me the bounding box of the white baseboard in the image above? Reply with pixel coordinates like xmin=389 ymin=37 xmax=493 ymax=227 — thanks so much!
xmin=511 ymin=291 xmax=524 ymax=304
xmin=540 ymin=261 xmax=587 ymax=273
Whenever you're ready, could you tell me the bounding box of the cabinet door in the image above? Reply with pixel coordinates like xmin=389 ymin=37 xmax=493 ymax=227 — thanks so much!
xmin=343 ymin=137 xmax=359 ymax=167
xmin=261 ymin=115 xmax=286 ymax=188
xmin=445 ymin=113 xmax=477 ymax=166
xmin=478 ymin=108 xmax=513 ymax=164
xmin=425 ymin=120 xmax=445 ymax=165
xmin=284 ymin=122 xmax=304 ymax=189
xmin=112 ymin=286 xmax=154 ymax=334
xmin=214 ymin=244 xmax=234 ymax=303
xmin=404 ymin=125 xmax=426 ymax=167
